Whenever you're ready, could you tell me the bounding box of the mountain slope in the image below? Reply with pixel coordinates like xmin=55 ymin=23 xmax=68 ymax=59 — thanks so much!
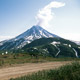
xmin=15 ymin=25 xmax=59 ymax=40
xmin=0 ymin=25 xmax=59 ymax=50
xmin=22 ymin=38 xmax=80 ymax=58
xmin=0 ymin=26 xmax=80 ymax=58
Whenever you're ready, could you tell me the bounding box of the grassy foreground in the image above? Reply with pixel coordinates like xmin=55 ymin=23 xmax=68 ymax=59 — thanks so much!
xmin=0 ymin=53 xmax=80 ymax=67
xmin=10 ymin=62 xmax=80 ymax=80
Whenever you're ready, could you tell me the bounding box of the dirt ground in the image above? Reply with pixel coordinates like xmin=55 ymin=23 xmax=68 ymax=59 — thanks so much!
xmin=0 ymin=61 xmax=71 ymax=80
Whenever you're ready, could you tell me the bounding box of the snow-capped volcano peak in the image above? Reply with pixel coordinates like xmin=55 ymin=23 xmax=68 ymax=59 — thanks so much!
xmin=15 ymin=25 xmax=59 ymax=41
xmin=0 ymin=25 xmax=59 ymax=49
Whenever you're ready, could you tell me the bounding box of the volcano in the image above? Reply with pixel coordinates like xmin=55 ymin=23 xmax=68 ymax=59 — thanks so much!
xmin=0 ymin=25 xmax=59 ymax=50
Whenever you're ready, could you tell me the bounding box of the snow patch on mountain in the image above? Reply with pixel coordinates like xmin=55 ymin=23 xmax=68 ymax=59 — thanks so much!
xmin=51 ymin=41 xmax=60 ymax=45
xmin=72 ymin=48 xmax=78 ymax=58
xmin=54 ymin=45 xmax=60 ymax=57
xmin=63 ymin=44 xmax=68 ymax=46
xmin=69 ymin=44 xmax=71 ymax=47
xmin=51 ymin=41 xmax=60 ymax=57
xmin=78 ymin=47 xmax=80 ymax=49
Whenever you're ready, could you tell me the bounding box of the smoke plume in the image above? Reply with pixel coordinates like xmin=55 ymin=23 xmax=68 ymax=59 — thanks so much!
xmin=36 ymin=1 xmax=65 ymax=27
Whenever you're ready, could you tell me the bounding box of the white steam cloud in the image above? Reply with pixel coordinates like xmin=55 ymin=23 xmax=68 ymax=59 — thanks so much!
xmin=36 ymin=1 xmax=65 ymax=27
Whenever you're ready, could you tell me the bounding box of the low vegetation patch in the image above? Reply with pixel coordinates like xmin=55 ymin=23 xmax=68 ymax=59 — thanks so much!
xmin=10 ymin=62 xmax=80 ymax=80
xmin=0 ymin=53 xmax=80 ymax=67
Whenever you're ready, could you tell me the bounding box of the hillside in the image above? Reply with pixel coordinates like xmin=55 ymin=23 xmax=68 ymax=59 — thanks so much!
xmin=0 ymin=26 xmax=80 ymax=58
xmin=22 ymin=38 xmax=80 ymax=58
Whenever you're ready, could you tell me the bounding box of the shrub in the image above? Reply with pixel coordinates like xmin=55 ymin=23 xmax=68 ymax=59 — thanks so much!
xmin=10 ymin=62 xmax=80 ymax=80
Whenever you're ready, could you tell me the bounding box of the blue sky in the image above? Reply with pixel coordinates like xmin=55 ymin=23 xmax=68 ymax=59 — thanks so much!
xmin=0 ymin=0 xmax=80 ymax=41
